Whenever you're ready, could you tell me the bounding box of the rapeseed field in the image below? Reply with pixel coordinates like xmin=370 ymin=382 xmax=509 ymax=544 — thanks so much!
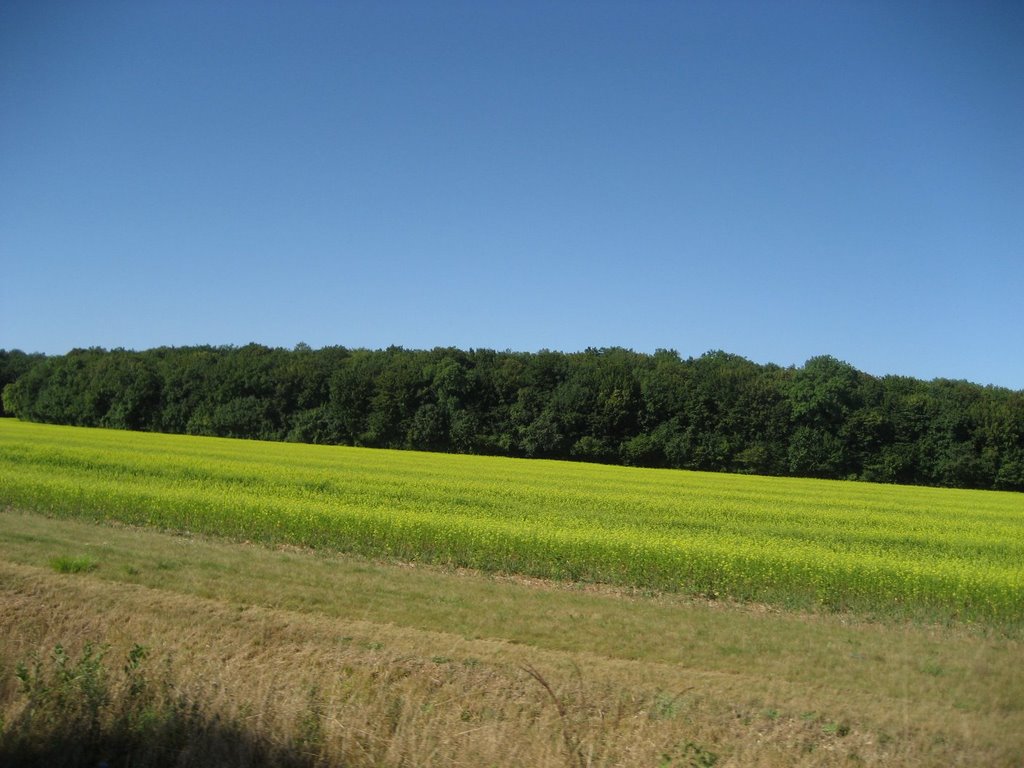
xmin=1 ymin=420 xmax=1020 ymax=623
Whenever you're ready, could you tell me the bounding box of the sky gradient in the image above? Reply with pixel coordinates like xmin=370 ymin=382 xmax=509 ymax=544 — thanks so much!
xmin=2 ymin=1 xmax=1022 ymax=388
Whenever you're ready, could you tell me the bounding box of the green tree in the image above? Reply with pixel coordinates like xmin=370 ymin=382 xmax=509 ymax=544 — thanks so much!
xmin=786 ymin=356 xmax=863 ymax=478
xmin=0 ymin=349 xmax=46 ymax=417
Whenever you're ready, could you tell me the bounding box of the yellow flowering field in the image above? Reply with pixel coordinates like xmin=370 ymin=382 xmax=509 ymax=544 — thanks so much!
xmin=1 ymin=420 xmax=1021 ymax=623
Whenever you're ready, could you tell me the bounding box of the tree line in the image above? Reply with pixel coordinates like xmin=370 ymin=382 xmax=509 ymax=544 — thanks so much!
xmin=2 ymin=344 xmax=1023 ymax=491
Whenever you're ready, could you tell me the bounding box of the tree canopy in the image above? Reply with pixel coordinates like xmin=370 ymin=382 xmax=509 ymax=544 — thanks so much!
xmin=3 ymin=344 xmax=1022 ymax=491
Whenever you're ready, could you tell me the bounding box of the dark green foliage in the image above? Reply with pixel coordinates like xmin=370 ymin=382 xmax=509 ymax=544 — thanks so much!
xmin=2 ymin=344 xmax=1022 ymax=491
xmin=0 ymin=349 xmax=46 ymax=417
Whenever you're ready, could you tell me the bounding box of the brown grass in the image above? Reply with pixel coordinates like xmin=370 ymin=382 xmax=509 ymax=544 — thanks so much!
xmin=1 ymin=510 xmax=1022 ymax=766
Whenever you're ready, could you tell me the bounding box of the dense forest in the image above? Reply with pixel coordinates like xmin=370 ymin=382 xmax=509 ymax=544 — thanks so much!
xmin=2 ymin=344 xmax=1023 ymax=492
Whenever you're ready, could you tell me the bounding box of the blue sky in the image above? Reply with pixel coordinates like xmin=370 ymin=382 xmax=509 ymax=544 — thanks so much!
xmin=2 ymin=1 xmax=1022 ymax=389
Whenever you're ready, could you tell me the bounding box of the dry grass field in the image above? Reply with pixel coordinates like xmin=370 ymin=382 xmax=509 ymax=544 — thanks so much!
xmin=2 ymin=510 xmax=1022 ymax=767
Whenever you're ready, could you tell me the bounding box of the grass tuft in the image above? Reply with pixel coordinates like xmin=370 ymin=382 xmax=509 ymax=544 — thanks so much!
xmin=49 ymin=555 xmax=98 ymax=574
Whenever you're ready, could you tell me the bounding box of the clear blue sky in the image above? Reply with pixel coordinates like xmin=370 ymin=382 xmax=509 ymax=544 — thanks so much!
xmin=2 ymin=1 xmax=1022 ymax=389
